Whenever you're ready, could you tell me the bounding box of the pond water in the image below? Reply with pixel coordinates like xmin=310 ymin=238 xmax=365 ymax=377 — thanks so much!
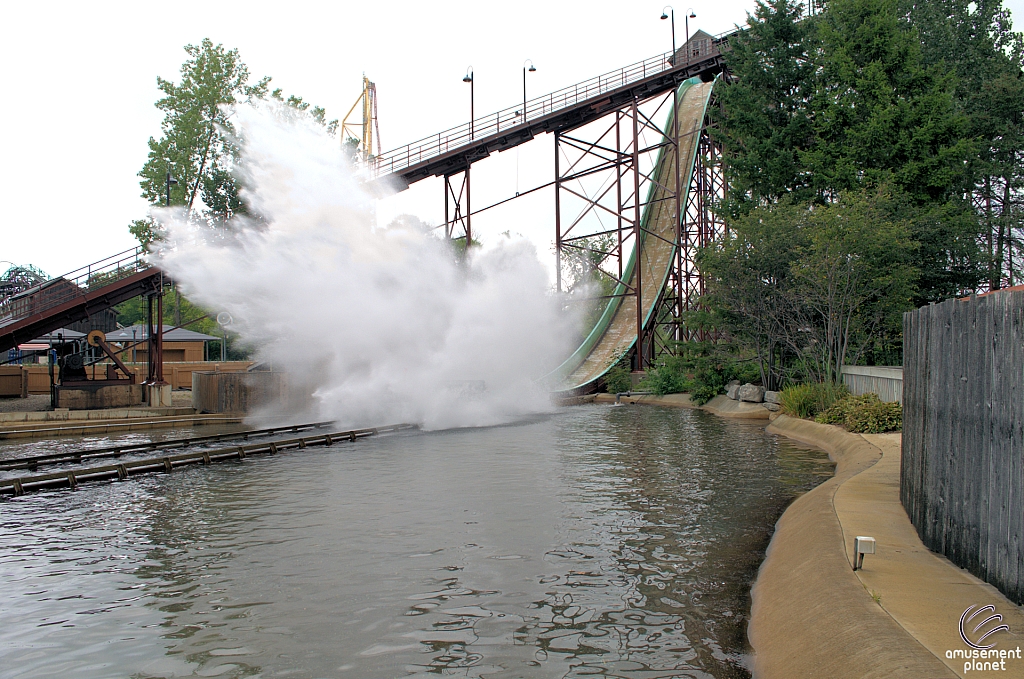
xmin=0 ymin=404 xmax=832 ymax=679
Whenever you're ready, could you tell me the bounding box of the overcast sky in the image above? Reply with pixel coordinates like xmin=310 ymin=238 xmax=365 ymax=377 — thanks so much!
xmin=2 ymin=0 xmax=1021 ymax=278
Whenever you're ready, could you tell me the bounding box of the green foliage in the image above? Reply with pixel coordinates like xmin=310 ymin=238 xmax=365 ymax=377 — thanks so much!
xmin=815 ymin=392 xmax=903 ymax=432
xmin=716 ymin=0 xmax=990 ymax=303
xmin=134 ymin=39 xmax=335 ymax=241
xmin=701 ymin=190 xmax=917 ymax=384
xmin=713 ymin=0 xmax=818 ymax=211
xmin=639 ymin=354 xmax=690 ymax=396
xmin=780 ymin=382 xmax=850 ymax=419
xmin=603 ymin=363 xmax=633 ymax=394
xmin=636 ymin=343 xmax=761 ymax=404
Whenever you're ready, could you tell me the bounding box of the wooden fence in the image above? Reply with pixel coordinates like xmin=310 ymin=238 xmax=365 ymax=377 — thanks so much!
xmin=8 ymin=361 xmax=254 ymax=395
xmin=902 ymin=291 xmax=1023 ymax=605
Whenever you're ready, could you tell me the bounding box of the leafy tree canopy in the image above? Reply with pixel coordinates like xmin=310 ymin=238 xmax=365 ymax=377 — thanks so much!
xmin=131 ymin=39 xmax=337 ymax=246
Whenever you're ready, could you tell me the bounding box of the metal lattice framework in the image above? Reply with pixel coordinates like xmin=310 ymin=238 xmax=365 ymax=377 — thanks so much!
xmin=553 ymin=81 xmax=726 ymax=371
xmin=656 ymin=103 xmax=727 ymax=350
xmin=553 ymin=89 xmax=684 ymax=370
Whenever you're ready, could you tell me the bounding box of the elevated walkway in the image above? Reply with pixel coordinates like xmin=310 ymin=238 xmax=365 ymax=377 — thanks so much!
xmin=0 ymin=248 xmax=161 ymax=353
xmin=374 ymin=34 xmax=730 ymax=186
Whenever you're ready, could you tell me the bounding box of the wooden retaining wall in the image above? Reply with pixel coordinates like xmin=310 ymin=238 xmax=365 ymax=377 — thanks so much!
xmin=7 ymin=361 xmax=254 ymax=395
xmin=902 ymin=291 xmax=1023 ymax=605
xmin=192 ymin=371 xmax=287 ymax=414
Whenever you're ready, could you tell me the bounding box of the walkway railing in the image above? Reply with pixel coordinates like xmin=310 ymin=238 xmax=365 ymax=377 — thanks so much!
xmin=371 ymin=31 xmax=731 ymax=178
xmin=0 ymin=247 xmax=149 ymax=327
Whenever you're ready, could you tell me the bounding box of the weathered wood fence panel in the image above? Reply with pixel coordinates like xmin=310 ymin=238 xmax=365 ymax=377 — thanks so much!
xmin=192 ymin=371 xmax=287 ymax=414
xmin=840 ymin=366 xmax=902 ymax=403
xmin=902 ymin=291 xmax=1023 ymax=605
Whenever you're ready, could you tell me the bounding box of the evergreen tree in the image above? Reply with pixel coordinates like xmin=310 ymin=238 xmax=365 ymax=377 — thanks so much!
xmin=713 ymin=0 xmax=818 ymax=213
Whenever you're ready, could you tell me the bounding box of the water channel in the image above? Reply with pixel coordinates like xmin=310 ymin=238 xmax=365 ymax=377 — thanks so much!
xmin=0 ymin=404 xmax=833 ymax=679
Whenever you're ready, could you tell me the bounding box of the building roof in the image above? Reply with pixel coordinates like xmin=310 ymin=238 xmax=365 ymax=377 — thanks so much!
xmin=32 ymin=328 xmax=86 ymax=342
xmin=106 ymin=325 xmax=219 ymax=343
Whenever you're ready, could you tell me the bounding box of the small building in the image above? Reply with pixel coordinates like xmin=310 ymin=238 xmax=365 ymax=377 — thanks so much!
xmin=672 ymin=29 xmax=715 ymax=65
xmin=106 ymin=325 xmax=219 ymax=363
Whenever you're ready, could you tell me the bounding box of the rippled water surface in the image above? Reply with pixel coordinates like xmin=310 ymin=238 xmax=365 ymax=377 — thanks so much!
xmin=0 ymin=405 xmax=832 ymax=678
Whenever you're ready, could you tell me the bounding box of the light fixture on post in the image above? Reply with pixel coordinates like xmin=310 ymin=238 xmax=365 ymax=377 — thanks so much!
xmin=661 ymin=6 xmax=676 ymax=62
xmin=686 ymin=8 xmax=696 ymax=57
xmin=165 ymin=167 xmax=178 ymax=207
xmin=522 ymin=59 xmax=536 ymax=125
xmin=463 ymin=66 xmax=474 ymax=140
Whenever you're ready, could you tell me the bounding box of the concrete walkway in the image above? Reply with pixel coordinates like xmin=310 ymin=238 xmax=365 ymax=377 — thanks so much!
xmin=753 ymin=416 xmax=1024 ymax=678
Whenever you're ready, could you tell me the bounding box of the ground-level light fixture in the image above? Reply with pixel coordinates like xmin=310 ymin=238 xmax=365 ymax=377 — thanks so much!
xmin=853 ymin=536 xmax=876 ymax=570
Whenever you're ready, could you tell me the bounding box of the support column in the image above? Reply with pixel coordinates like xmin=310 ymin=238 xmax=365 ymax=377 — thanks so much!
xmin=554 ymin=132 xmax=562 ymax=292
xmin=443 ymin=169 xmax=472 ymax=248
xmin=631 ymin=95 xmax=644 ymax=371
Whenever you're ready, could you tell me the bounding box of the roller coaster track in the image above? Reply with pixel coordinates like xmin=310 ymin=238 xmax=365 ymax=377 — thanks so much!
xmin=551 ymin=77 xmax=718 ymax=394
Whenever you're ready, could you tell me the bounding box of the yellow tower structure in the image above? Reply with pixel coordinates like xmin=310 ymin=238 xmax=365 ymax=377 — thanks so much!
xmin=341 ymin=76 xmax=380 ymax=163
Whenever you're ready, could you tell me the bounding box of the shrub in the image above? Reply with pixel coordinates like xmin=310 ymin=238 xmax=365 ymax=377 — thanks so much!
xmin=604 ymin=363 xmax=633 ymax=394
xmin=642 ymin=364 xmax=690 ymax=396
xmin=815 ymin=392 xmax=902 ymax=433
xmin=780 ymin=382 xmax=849 ymax=419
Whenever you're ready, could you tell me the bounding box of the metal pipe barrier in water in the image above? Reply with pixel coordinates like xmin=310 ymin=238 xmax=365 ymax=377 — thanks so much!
xmin=0 ymin=421 xmax=335 ymax=472
xmin=0 ymin=423 xmax=417 ymax=497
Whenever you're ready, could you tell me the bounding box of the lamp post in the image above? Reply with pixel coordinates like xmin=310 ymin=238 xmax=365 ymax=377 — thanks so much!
xmin=165 ymin=168 xmax=178 ymax=207
xmin=686 ymin=9 xmax=696 ymax=56
xmin=661 ymin=6 xmax=676 ymax=62
xmin=522 ymin=59 xmax=536 ymax=125
xmin=463 ymin=66 xmax=474 ymax=140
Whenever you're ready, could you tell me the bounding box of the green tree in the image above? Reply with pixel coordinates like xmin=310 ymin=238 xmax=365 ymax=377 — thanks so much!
xmin=713 ymin=0 xmax=818 ymax=213
xmin=132 ymin=39 xmax=337 ymax=245
xmin=907 ymin=0 xmax=1024 ymax=289
xmin=700 ymin=191 xmax=917 ymax=384
xmin=138 ymin=39 xmax=269 ymax=233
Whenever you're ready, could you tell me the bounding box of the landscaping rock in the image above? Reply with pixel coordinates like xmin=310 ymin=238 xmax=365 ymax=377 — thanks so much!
xmin=738 ymin=383 xmax=765 ymax=403
xmin=764 ymin=390 xmax=781 ymax=404
xmin=763 ymin=402 xmax=781 ymax=412
xmin=727 ymin=384 xmax=741 ymax=400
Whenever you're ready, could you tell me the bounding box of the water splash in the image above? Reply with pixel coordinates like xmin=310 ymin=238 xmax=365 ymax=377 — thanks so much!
xmin=153 ymin=103 xmax=573 ymax=429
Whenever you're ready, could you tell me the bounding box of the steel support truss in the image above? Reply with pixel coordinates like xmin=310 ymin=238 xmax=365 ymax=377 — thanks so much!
xmin=650 ymin=102 xmax=727 ymax=352
xmin=554 ymin=87 xmax=724 ymax=371
xmin=443 ymin=168 xmax=471 ymax=244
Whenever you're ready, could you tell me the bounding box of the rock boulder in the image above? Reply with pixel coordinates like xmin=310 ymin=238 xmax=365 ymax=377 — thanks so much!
xmin=764 ymin=390 xmax=781 ymax=404
xmin=738 ymin=383 xmax=765 ymax=403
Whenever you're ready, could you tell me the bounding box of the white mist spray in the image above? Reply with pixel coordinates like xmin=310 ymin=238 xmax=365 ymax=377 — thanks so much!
xmin=153 ymin=103 xmax=573 ymax=430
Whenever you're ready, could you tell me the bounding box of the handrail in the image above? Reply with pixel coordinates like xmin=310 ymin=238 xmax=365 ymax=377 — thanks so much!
xmin=371 ymin=29 xmax=732 ymax=179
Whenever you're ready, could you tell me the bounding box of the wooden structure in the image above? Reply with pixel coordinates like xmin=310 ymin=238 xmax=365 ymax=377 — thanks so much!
xmin=192 ymin=370 xmax=287 ymax=414
xmin=902 ymin=290 xmax=1024 ymax=605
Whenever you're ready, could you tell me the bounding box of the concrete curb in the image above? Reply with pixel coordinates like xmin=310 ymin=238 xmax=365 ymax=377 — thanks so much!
xmin=749 ymin=415 xmax=954 ymax=678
